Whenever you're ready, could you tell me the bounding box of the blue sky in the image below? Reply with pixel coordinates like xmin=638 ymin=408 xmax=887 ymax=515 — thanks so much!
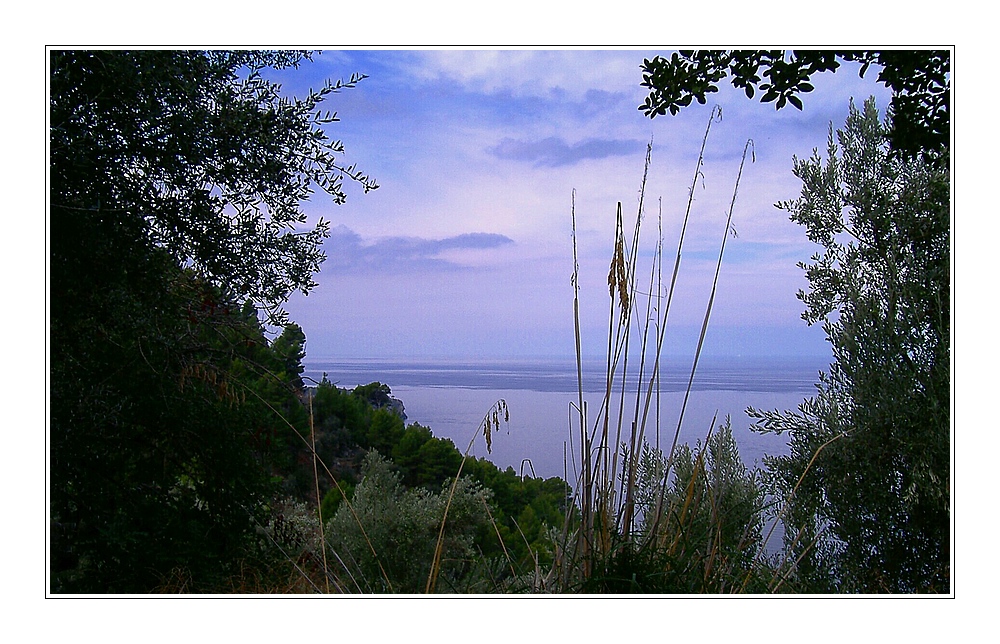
xmin=271 ymin=50 xmax=894 ymax=361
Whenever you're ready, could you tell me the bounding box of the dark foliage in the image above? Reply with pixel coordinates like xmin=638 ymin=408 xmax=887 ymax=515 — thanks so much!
xmin=639 ymin=50 xmax=950 ymax=161
xmin=49 ymin=50 xmax=374 ymax=592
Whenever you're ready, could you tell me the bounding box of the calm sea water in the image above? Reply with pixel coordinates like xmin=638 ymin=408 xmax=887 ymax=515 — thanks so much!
xmin=302 ymin=355 xmax=827 ymax=481
xmin=304 ymin=356 xmax=828 ymax=555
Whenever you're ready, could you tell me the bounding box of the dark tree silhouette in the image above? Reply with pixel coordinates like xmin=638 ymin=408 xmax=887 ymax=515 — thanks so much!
xmin=49 ymin=50 xmax=374 ymax=592
xmin=639 ymin=50 xmax=949 ymax=160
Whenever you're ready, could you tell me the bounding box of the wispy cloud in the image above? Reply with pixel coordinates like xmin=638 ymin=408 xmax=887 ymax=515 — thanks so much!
xmin=402 ymin=50 xmax=659 ymax=100
xmin=490 ymin=136 xmax=645 ymax=167
xmin=322 ymin=225 xmax=515 ymax=273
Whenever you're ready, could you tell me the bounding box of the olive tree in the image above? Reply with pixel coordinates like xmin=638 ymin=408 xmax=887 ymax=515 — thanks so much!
xmin=325 ymin=452 xmax=492 ymax=593
xmin=748 ymin=98 xmax=950 ymax=593
xmin=49 ymin=50 xmax=375 ymax=591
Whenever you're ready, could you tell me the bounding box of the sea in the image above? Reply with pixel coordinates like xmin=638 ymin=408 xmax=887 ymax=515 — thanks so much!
xmin=301 ymin=355 xmax=827 ymax=482
xmin=303 ymin=354 xmax=827 ymax=556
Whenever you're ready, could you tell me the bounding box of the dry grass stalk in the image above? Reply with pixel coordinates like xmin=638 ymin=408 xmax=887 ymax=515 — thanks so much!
xmin=308 ymin=393 xmax=331 ymax=593
xmin=240 ymin=381 xmax=394 ymax=592
xmin=648 ymin=136 xmax=753 ymax=543
xmin=560 ymin=106 xmax=777 ymax=592
xmin=425 ymin=398 xmax=508 ymax=594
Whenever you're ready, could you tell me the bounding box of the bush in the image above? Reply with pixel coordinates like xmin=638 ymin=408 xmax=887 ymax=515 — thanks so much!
xmin=325 ymin=452 xmax=491 ymax=593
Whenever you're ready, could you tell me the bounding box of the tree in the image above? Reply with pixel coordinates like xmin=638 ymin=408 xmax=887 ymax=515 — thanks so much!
xmin=353 ymin=381 xmax=394 ymax=407
xmin=748 ymin=98 xmax=950 ymax=593
xmin=50 ymin=268 xmax=305 ymax=592
xmin=388 ymin=423 xmax=464 ymax=489
xmin=269 ymin=323 xmax=307 ymax=390
xmin=51 ymin=50 xmax=377 ymax=322
xmin=638 ymin=50 xmax=950 ymax=160
xmin=366 ymin=407 xmax=407 ymax=456
xmin=49 ymin=50 xmax=375 ymax=592
xmin=325 ymin=452 xmax=491 ymax=593
xmin=462 ymin=456 xmax=573 ymax=571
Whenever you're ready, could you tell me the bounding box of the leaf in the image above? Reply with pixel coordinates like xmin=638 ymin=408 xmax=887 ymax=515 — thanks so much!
xmin=789 ymin=95 xmax=803 ymax=110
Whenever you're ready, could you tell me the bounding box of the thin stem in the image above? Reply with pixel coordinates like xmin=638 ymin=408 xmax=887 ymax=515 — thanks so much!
xmin=309 ymin=394 xmax=331 ymax=593
xmin=643 ymin=106 xmax=721 ymax=542
xmin=426 ymin=399 xmax=507 ymax=594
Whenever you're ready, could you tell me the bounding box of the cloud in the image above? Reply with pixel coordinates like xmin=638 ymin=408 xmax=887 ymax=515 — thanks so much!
xmin=403 ymin=50 xmax=659 ymax=101
xmin=322 ymin=225 xmax=515 ymax=273
xmin=489 ymin=136 xmax=645 ymax=167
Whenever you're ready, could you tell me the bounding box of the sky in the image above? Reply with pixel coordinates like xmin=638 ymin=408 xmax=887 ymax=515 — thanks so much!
xmin=267 ymin=50 xmax=895 ymax=361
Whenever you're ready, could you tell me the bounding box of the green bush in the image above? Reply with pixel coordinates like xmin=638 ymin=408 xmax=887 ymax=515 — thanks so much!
xmin=581 ymin=420 xmax=768 ymax=593
xmin=325 ymin=452 xmax=491 ymax=593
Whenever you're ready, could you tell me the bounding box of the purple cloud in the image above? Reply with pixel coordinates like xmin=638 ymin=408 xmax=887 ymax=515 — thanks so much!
xmin=322 ymin=225 xmax=515 ymax=273
xmin=489 ymin=136 xmax=645 ymax=167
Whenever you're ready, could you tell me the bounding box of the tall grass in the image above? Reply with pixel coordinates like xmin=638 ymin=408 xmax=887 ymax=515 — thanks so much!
xmin=550 ymin=107 xmax=774 ymax=592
